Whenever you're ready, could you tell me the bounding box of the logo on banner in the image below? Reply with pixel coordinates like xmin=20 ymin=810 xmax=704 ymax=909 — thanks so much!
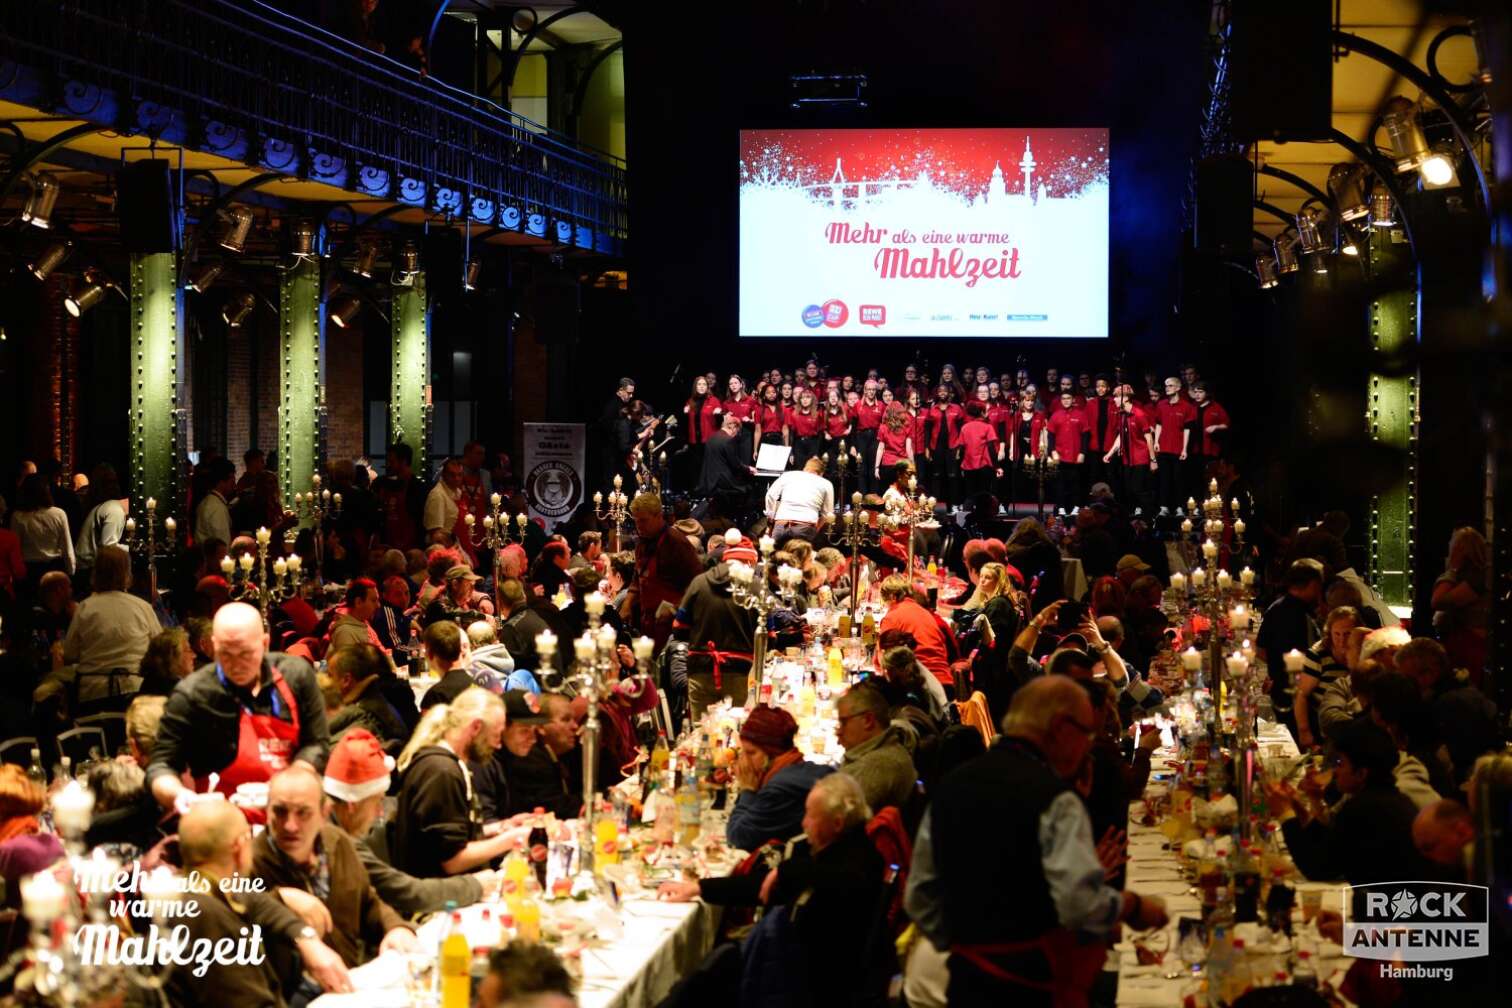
xmin=821 ymin=299 xmax=848 ymax=328
xmin=800 ymin=304 xmax=825 ymax=328
xmin=526 ymin=461 xmax=581 ymax=519
xmin=1344 ymin=881 xmax=1488 ymax=964
xmin=859 ymin=304 xmax=886 ymax=327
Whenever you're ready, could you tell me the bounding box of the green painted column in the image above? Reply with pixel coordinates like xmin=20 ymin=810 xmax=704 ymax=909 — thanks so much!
xmin=128 ymin=253 xmax=183 ymax=518
xmin=279 ymin=259 xmax=323 ymax=510
xmin=390 ymin=273 xmax=431 ymax=462
xmin=1366 ymin=226 xmax=1418 ymax=610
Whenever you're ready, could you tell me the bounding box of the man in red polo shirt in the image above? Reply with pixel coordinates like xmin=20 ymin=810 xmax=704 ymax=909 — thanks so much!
xmin=1189 ymin=381 xmax=1230 ymax=498
xmin=1046 ymin=390 xmax=1086 ymax=513
xmin=876 ymin=573 xmax=955 ymax=690
xmin=1103 ymin=386 xmax=1157 ymax=518
xmin=1153 ymin=376 xmax=1197 ymax=516
xmin=852 ymin=379 xmax=886 ymax=495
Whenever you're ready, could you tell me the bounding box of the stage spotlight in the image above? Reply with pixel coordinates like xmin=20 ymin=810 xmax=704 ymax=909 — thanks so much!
xmin=391 ymin=240 xmax=419 ymax=286
xmin=21 ymin=173 xmax=60 ymax=229
xmin=222 ymin=291 xmax=256 ymax=327
xmin=28 ymin=241 xmax=72 ymax=281
xmin=64 ymin=270 xmax=110 ymax=317
xmin=219 ymin=205 xmax=255 ymax=254
xmin=1328 ymin=163 xmax=1369 ymax=221
xmin=328 ymin=292 xmax=362 ymax=329
xmin=462 ymin=257 xmax=482 ymax=292
xmin=1419 ymin=147 xmax=1458 ymax=189
xmin=1255 ymin=254 xmax=1278 ymax=289
xmin=1339 ymin=225 xmax=1360 ymax=257
xmin=288 ymin=218 xmax=317 ymax=260
xmin=1381 ymin=96 xmax=1430 ymax=173
xmin=353 ymin=237 xmax=381 ymax=279
xmin=184 ymin=262 xmax=223 ymax=293
xmin=1295 ymin=206 xmax=1329 ymax=257
xmin=1368 ymin=189 xmax=1396 ymax=228
xmin=1275 ymin=237 xmax=1299 ymax=274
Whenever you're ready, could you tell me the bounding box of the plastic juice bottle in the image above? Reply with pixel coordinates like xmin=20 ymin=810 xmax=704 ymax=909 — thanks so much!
xmin=514 ymin=894 xmax=541 ymax=943
xmin=860 ymin=610 xmax=877 ymax=649
xmin=798 ymin=680 xmax=817 ymax=718
xmin=826 ymin=644 xmax=845 ymax=686
xmin=650 ymin=731 xmax=671 ymax=777
xmin=439 ymin=910 xmax=470 ymax=1008
xmin=501 ymin=843 xmax=530 ymax=915
xmin=676 ymin=767 xmax=702 ymax=845
xmin=594 ymin=814 xmax=620 ymax=871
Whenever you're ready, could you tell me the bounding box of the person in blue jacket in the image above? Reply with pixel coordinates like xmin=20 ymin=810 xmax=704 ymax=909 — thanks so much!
xmin=725 ymin=704 xmax=833 ymax=851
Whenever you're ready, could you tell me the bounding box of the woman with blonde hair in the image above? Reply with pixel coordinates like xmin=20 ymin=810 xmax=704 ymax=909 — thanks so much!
xmin=1432 ymin=526 xmax=1489 ymax=689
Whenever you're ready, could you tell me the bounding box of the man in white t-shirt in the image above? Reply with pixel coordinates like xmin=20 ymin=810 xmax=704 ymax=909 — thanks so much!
xmin=765 ymin=456 xmax=835 ymax=547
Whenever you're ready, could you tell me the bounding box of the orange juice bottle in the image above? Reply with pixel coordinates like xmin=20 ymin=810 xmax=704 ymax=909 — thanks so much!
xmin=515 ymin=894 xmax=541 ymax=943
xmin=439 ymin=910 xmax=470 ymax=1008
xmin=594 ymin=814 xmax=620 ymax=872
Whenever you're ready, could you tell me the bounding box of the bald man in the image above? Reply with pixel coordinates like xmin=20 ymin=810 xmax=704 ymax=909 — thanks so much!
xmin=148 ymin=602 xmax=330 ymax=820
xmin=169 ymin=798 xmax=350 ymax=1007
xmin=906 ymin=676 xmax=1168 ymax=1006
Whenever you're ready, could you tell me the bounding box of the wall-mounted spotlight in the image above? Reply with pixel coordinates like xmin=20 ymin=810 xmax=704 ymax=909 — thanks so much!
xmin=1418 ymin=146 xmax=1458 ymax=190
xmin=1327 ymin=163 xmax=1369 ymax=221
xmin=1255 ymin=254 xmax=1279 ymax=289
xmin=462 ymin=257 xmax=482 ymax=292
xmin=21 ymin=173 xmax=60 ymax=229
xmin=353 ymin=237 xmax=381 ymax=279
xmin=184 ymin=262 xmax=224 ymax=293
xmin=1275 ymin=237 xmax=1299 ymax=274
xmin=1295 ymin=206 xmax=1330 ymax=259
xmin=1380 ymin=96 xmax=1430 ymax=174
xmin=222 ymin=291 xmax=256 ymax=327
xmin=328 ymin=292 xmax=362 ymax=329
xmin=64 ymin=269 xmax=118 ymax=317
xmin=287 ymin=218 xmax=318 ymax=263
xmin=219 ymin=205 xmax=255 ymax=253
xmin=28 ymin=241 xmax=72 ymax=281
xmin=391 ymin=240 xmax=419 ymax=286
xmin=1368 ymin=189 xmax=1396 ymax=228
xmin=1339 ymin=224 xmax=1360 ymax=257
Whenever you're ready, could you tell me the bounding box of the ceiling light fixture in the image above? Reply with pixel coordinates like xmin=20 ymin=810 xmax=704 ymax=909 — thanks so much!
xmin=219 ymin=205 xmax=255 ymax=254
xmin=21 ymin=173 xmax=60 ymax=229
xmin=222 ymin=291 xmax=256 ymax=327
xmin=28 ymin=241 xmax=72 ymax=281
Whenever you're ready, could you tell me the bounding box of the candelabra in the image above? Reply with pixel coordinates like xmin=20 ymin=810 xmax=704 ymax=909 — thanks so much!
xmin=824 ymin=441 xmax=861 ymax=509
xmin=290 ymin=473 xmax=342 ymax=586
xmin=835 ymin=491 xmax=884 ymax=630
xmin=1022 ymin=451 xmax=1059 ymax=519
xmin=593 ymin=475 xmax=632 ymax=552
xmin=221 ymin=526 xmax=302 ymax=627
xmin=726 ymin=534 xmax=802 ymax=704
xmin=122 ymin=496 xmax=179 ymax=601
xmin=884 ymin=475 xmax=937 ymax=578
xmin=465 ymin=491 xmax=530 ymax=614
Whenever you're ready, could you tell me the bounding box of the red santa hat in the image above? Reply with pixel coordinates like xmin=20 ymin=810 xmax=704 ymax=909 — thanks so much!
xmin=322 ymin=729 xmax=394 ymax=803
xmin=721 ymin=529 xmax=758 ymax=567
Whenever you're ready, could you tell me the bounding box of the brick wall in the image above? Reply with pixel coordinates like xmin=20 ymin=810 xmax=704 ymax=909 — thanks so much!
xmin=324 ymin=322 xmax=364 ymax=464
xmin=225 ymin=324 xmax=252 ymax=465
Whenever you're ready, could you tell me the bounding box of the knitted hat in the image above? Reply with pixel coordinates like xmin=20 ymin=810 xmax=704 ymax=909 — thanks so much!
xmin=739 ymin=705 xmax=798 ymax=756
xmin=322 ymin=729 xmax=394 ymax=803
xmin=721 ymin=529 xmax=758 ymax=567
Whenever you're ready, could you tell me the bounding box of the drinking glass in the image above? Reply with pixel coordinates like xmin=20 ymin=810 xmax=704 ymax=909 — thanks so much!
xmin=1177 ymin=930 xmax=1206 ymax=979
xmin=404 ymin=953 xmax=437 ymax=1008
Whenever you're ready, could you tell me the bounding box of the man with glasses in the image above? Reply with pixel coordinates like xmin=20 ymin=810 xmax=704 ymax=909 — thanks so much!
xmin=836 ymin=683 xmax=916 ymax=813
xmin=905 ymin=675 xmax=1169 ymax=1006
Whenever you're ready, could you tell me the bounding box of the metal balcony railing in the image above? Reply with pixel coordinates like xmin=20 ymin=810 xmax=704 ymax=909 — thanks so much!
xmin=0 ymin=0 xmax=627 ymax=250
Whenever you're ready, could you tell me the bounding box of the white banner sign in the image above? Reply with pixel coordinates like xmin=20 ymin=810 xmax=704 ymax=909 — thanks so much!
xmin=522 ymin=423 xmax=586 ymax=531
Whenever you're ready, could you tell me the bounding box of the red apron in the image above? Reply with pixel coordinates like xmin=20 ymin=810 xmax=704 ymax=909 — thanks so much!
xmin=195 ymin=669 xmax=301 ymax=825
xmin=691 ymin=642 xmax=753 ymax=689
xmin=952 ymin=930 xmax=1107 ymax=1008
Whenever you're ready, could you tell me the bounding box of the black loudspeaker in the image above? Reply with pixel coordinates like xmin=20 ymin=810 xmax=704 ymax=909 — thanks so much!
xmin=116 ymin=160 xmax=178 ymax=253
xmin=1195 ymin=155 xmax=1252 ymax=257
xmin=1229 ymin=1 xmax=1332 ymax=141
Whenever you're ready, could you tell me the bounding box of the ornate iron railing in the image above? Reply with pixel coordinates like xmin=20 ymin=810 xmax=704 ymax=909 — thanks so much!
xmin=0 ymin=0 xmax=627 ymax=251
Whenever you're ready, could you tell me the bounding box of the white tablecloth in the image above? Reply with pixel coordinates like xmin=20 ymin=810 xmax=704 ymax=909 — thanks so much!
xmin=1115 ymin=721 xmax=1353 ymax=1005
xmin=310 ymin=894 xmax=719 ymax=1008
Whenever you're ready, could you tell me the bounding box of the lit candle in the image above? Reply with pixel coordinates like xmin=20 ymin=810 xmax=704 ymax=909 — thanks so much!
xmin=1216 ymin=570 xmax=1232 ymax=592
xmin=1233 ymin=518 xmax=1246 ymax=537
xmin=1226 ymin=653 xmax=1248 ymax=679
xmin=485 ymin=515 xmax=496 ymax=530
xmin=220 ymin=555 xmax=234 ymax=576
xmin=1283 ymin=649 xmax=1306 ymax=674
xmin=613 ymin=474 xmax=623 ymax=489
xmin=125 ymin=518 xmax=136 ymax=535
xmin=516 ymin=514 xmax=528 ymax=528
xmin=1201 ymin=539 xmax=1218 ymax=560
xmin=839 ymin=439 xmax=846 ymax=453
xmin=594 ymin=491 xmax=603 ymax=505
xmin=465 ymin=513 xmax=476 ymax=526
xmin=1186 ymin=497 xmax=1197 ymax=513
xmin=20 ymin=868 xmax=66 ymax=924
xmin=1191 ymin=568 xmax=1206 ymax=589
xmin=574 ymin=635 xmax=596 ymax=662
xmin=1181 ymin=646 xmax=1202 ymax=671
xmin=311 ymin=474 xmax=321 ymax=487
xmin=659 ymin=451 xmax=667 ymax=464
xmin=1240 ymin=566 xmax=1255 ymax=587
xmin=287 ymin=554 xmax=302 ymax=573
xmin=584 ymin=591 xmax=606 ymax=616
xmin=491 ymin=492 xmax=502 ymax=508
xmin=633 ymin=636 xmax=655 ymax=662
xmin=165 ymin=516 xmax=176 ymax=534
xmin=908 ymin=475 xmax=917 ymax=491
xmin=597 ymin=623 xmax=618 ymax=649
xmin=852 ymin=491 xmax=863 ymax=506
xmin=535 ymin=629 xmax=557 ymax=657
xmin=239 ymin=553 xmax=255 ymax=572
xmin=759 ymin=534 xmax=775 ymax=554
xmin=1181 ymin=518 xmax=1193 ymax=535
xmin=1230 ymin=498 xmax=1240 ymax=512
xmin=146 ymin=497 xmax=156 ymax=512
xmin=1209 ymin=478 xmax=1218 ymax=494
xmin=322 ymin=489 xmax=331 ymax=502
xmin=1169 ymin=572 xmax=1186 ymax=595
xmin=273 ymin=557 xmax=288 ymax=578
xmin=52 ymin=779 xmax=95 ymax=836
xmin=1230 ymin=604 xmax=1249 ymax=629
xmin=333 ymin=493 xmax=342 ymax=508
xmin=256 ymin=526 xmax=271 ymax=545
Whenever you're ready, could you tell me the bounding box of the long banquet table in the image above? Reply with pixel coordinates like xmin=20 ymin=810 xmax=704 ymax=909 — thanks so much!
xmin=1113 ymin=719 xmax=1354 ymax=1006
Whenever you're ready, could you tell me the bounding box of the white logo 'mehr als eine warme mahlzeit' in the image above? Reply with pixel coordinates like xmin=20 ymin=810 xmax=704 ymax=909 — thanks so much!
xmin=1345 ymin=881 xmax=1490 ymax=963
